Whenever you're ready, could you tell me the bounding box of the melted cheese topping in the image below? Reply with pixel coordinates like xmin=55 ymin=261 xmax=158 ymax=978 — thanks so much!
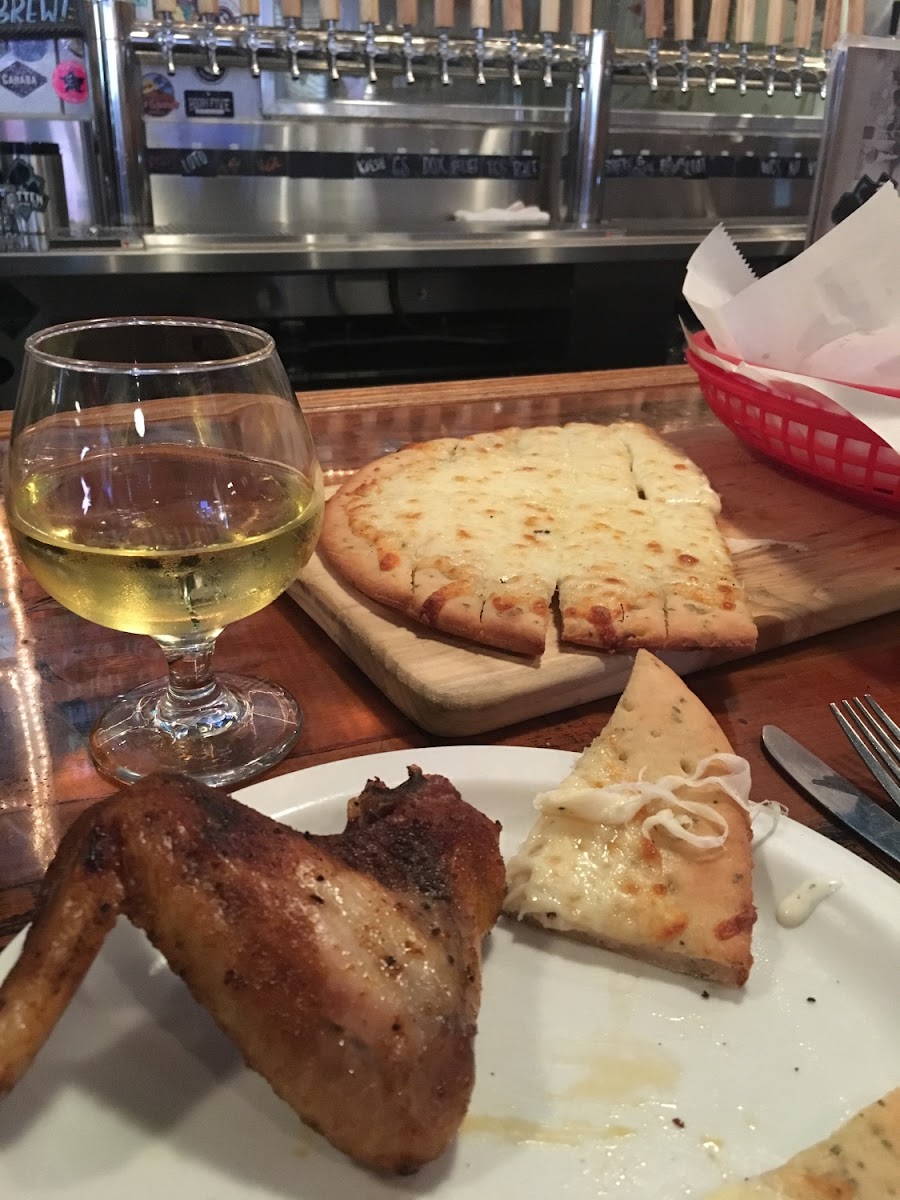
xmin=533 ymin=753 xmax=752 ymax=849
xmin=505 ymin=753 xmax=755 ymax=937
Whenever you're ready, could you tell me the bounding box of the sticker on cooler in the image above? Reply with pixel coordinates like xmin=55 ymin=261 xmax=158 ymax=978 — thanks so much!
xmin=52 ymin=59 xmax=87 ymax=104
xmin=13 ymin=40 xmax=49 ymax=63
xmin=0 ymin=60 xmax=46 ymax=99
xmin=142 ymin=71 xmax=178 ymax=117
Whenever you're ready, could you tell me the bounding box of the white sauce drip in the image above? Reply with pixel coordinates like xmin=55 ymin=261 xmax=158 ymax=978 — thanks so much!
xmin=534 ymin=753 xmax=756 ymax=849
xmin=776 ymin=877 xmax=842 ymax=928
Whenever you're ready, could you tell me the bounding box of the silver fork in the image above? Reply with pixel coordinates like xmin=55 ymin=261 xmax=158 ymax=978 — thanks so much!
xmin=830 ymin=695 xmax=900 ymax=809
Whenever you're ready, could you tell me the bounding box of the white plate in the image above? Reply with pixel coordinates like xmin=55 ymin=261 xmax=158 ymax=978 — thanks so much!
xmin=1 ymin=745 xmax=899 ymax=1199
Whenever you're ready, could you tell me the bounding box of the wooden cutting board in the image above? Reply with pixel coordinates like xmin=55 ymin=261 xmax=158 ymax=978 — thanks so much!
xmin=289 ymin=425 xmax=900 ymax=736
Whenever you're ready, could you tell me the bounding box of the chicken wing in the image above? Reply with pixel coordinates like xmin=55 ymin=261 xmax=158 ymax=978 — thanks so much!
xmin=0 ymin=767 xmax=505 ymax=1173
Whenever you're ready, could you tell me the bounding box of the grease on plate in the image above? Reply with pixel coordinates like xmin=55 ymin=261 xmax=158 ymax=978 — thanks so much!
xmin=558 ymin=1045 xmax=681 ymax=1102
xmin=461 ymin=1114 xmax=635 ymax=1147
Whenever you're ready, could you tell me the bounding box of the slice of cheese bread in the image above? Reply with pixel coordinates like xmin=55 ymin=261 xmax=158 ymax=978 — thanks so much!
xmin=704 ymin=1087 xmax=900 ymax=1198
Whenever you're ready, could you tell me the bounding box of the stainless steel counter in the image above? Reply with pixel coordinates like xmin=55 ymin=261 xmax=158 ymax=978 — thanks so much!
xmin=0 ymin=218 xmax=805 ymax=276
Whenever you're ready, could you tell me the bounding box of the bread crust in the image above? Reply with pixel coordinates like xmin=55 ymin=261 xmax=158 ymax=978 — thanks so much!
xmin=517 ymin=912 xmax=751 ymax=987
xmin=703 ymin=1089 xmax=900 ymax=1198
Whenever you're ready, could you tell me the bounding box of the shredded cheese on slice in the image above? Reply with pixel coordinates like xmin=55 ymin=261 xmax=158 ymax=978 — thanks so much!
xmin=534 ymin=753 xmax=753 ymax=849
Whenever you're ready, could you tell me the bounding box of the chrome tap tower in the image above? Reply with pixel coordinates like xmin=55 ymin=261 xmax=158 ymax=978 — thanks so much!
xmin=0 ymin=0 xmax=887 ymax=245
xmin=86 ymin=0 xmax=616 ymax=236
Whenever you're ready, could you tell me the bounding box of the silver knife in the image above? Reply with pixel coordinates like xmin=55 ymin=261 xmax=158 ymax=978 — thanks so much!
xmin=761 ymin=725 xmax=900 ymax=867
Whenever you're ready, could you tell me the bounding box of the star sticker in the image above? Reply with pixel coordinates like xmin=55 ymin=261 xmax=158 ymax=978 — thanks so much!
xmin=61 ymin=68 xmax=85 ymax=95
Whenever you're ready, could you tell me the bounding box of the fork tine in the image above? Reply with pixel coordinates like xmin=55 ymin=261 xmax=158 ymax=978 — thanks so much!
xmin=849 ymin=697 xmax=900 ymax=782
xmin=864 ymin=694 xmax=900 ymax=745
xmin=830 ymin=701 xmax=900 ymax=809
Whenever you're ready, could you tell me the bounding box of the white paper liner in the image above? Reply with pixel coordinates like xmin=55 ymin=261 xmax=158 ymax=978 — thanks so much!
xmin=683 ymin=184 xmax=900 ymax=455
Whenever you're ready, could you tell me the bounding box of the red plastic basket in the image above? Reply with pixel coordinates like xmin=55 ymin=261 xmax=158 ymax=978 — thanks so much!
xmin=686 ymin=331 xmax=900 ymax=513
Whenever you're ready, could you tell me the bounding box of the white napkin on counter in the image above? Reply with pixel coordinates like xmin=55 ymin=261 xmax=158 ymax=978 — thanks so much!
xmin=453 ymin=202 xmax=550 ymax=226
xmin=683 ymin=183 xmax=900 ymax=453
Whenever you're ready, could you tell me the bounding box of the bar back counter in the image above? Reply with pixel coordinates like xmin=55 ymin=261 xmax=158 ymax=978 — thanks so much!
xmin=0 ymin=0 xmax=891 ymax=401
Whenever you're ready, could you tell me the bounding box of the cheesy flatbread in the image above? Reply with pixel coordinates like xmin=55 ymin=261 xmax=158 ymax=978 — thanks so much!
xmin=504 ymin=649 xmax=756 ymax=986
xmin=320 ymin=423 xmax=756 ymax=657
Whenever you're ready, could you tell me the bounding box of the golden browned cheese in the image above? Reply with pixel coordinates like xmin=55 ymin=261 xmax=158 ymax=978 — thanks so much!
xmin=0 ymin=768 xmax=505 ymax=1173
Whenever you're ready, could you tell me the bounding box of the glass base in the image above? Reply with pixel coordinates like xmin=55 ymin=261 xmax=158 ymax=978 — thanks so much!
xmin=89 ymin=672 xmax=302 ymax=790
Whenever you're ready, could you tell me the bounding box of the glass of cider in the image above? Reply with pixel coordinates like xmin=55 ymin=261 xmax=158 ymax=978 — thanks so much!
xmin=5 ymin=317 xmax=324 ymax=788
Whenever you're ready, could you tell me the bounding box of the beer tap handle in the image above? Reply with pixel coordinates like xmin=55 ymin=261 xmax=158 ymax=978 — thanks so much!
xmin=819 ymin=0 xmax=841 ymax=94
xmin=821 ymin=0 xmax=841 ymax=49
xmin=572 ymin=0 xmax=592 ymax=33
xmin=846 ymin=0 xmax=865 ymax=32
xmin=240 ymin=0 xmax=261 ymax=76
xmin=734 ymin=0 xmax=754 ymax=46
xmin=471 ymin=0 xmax=490 ymax=85
xmin=674 ymin=0 xmax=693 ymax=91
xmin=540 ymin=0 xmax=560 ymax=87
xmin=706 ymin=0 xmax=729 ymax=44
xmin=153 ymin=0 xmax=178 ymax=75
xmin=397 ymin=0 xmax=417 ymax=82
xmin=734 ymin=0 xmax=755 ymax=93
xmin=503 ymin=0 xmax=523 ymax=87
xmin=435 ymin=0 xmax=454 ymax=83
xmin=792 ymin=0 xmax=813 ymax=47
xmin=644 ymin=0 xmax=664 ymax=90
xmin=791 ymin=0 xmax=814 ymax=92
xmin=572 ymin=0 xmax=592 ymax=89
xmin=674 ymin=0 xmax=693 ymax=41
xmin=764 ymin=0 xmax=784 ymax=44
xmin=764 ymin=0 xmax=784 ymax=93
xmin=471 ymin=0 xmax=491 ymax=28
xmin=705 ymin=0 xmax=729 ymax=93
xmin=503 ymin=0 xmax=523 ymax=28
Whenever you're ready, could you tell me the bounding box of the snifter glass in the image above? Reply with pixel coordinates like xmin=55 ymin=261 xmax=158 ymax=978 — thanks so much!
xmin=5 ymin=317 xmax=324 ymax=788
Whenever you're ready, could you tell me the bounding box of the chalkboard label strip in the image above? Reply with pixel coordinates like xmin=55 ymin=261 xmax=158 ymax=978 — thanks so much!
xmin=146 ymin=148 xmax=542 ymax=182
xmin=603 ymin=152 xmax=818 ymax=180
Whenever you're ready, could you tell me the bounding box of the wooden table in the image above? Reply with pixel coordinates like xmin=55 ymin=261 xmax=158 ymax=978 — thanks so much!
xmin=1 ymin=365 xmax=898 ymax=949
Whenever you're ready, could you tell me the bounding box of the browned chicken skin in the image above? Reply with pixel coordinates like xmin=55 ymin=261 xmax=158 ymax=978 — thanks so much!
xmin=0 ymin=767 xmax=505 ymax=1173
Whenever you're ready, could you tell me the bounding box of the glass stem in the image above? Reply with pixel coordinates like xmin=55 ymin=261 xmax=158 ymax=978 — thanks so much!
xmin=150 ymin=635 xmax=244 ymax=739
xmin=163 ymin=637 xmax=219 ymax=703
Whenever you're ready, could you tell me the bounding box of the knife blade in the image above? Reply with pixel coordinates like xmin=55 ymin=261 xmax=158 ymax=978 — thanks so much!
xmin=761 ymin=725 xmax=900 ymax=867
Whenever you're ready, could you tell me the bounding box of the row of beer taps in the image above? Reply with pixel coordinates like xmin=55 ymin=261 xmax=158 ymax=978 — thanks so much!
xmin=143 ymin=0 xmax=865 ymax=95
xmin=145 ymin=0 xmax=597 ymax=88
xmin=640 ymin=0 xmax=867 ymax=95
